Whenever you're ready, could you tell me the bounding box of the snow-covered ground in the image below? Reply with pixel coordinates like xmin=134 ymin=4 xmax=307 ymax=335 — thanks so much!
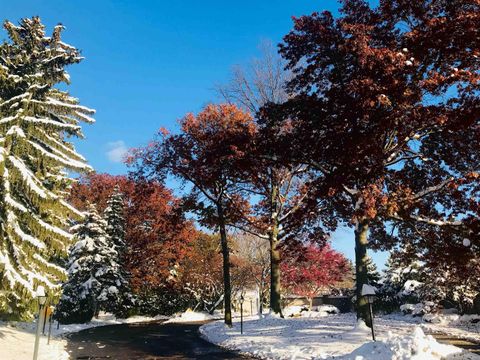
xmin=0 ymin=313 xmax=167 ymax=360
xmin=200 ymin=312 xmax=480 ymax=360
xmin=0 ymin=325 xmax=68 ymax=360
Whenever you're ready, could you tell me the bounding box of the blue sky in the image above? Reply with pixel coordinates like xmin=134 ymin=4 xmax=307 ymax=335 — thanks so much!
xmin=2 ymin=0 xmax=388 ymax=270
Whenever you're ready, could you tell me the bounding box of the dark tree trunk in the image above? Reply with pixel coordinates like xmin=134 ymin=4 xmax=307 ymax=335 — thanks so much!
xmin=355 ymin=219 xmax=371 ymax=327
xmin=269 ymin=180 xmax=283 ymax=317
xmin=269 ymin=226 xmax=283 ymax=316
xmin=217 ymin=203 xmax=232 ymax=326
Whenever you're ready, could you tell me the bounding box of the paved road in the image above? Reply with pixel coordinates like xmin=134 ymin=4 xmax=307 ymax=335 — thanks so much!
xmin=65 ymin=321 xmax=252 ymax=360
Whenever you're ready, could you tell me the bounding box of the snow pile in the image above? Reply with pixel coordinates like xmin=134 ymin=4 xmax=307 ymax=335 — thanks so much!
xmin=200 ymin=313 xmax=477 ymax=360
xmin=316 ymin=304 xmax=340 ymax=315
xmin=341 ymin=327 xmax=461 ymax=360
xmin=283 ymin=305 xmax=307 ymax=317
xmin=284 ymin=304 xmax=340 ymax=318
xmin=300 ymin=305 xmax=341 ymax=318
xmin=166 ymin=309 xmax=215 ymax=323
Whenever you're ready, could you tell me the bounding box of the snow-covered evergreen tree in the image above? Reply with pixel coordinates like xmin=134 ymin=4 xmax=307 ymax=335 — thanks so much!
xmin=101 ymin=186 xmax=133 ymax=318
xmin=377 ymin=251 xmax=423 ymax=312
xmin=104 ymin=185 xmax=126 ymax=252
xmin=55 ymin=204 xmax=113 ymax=324
xmin=365 ymin=255 xmax=381 ymax=288
xmin=0 ymin=17 xmax=94 ymax=318
xmin=354 ymin=255 xmax=381 ymax=289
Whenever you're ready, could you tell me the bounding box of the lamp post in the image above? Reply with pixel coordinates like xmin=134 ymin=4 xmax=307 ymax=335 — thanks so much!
xmin=361 ymin=284 xmax=376 ymax=342
xmin=33 ymin=286 xmax=47 ymax=360
xmin=239 ymin=294 xmax=244 ymax=335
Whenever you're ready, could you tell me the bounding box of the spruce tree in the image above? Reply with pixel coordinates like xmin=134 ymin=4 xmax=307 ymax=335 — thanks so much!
xmin=365 ymin=255 xmax=381 ymax=288
xmin=0 ymin=17 xmax=94 ymax=318
xmin=101 ymin=186 xmax=133 ymax=318
xmin=377 ymin=253 xmax=423 ymax=312
xmin=353 ymin=255 xmax=381 ymax=290
xmin=55 ymin=204 xmax=114 ymax=324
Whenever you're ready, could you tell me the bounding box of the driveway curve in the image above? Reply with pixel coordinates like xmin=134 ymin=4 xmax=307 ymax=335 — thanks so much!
xmin=65 ymin=321 xmax=253 ymax=359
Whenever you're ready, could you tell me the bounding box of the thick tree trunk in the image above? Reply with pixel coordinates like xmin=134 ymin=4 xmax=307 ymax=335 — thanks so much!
xmin=269 ymin=227 xmax=283 ymax=316
xmin=355 ymin=219 xmax=371 ymax=327
xmin=309 ymin=297 xmax=314 ymax=311
xmin=269 ymin=180 xmax=283 ymax=317
xmin=217 ymin=203 xmax=232 ymax=326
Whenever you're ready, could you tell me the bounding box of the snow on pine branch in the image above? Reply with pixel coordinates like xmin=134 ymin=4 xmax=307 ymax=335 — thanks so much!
xmin=22 ymin=116 xmax=81 ymax=131
xmin=27 ymin=138 xmax=92 ymax=171
xmin=7 ymin=211 xmax=46 ymax=250
xmin=0 ymin=250 xmax=35 ymax=297
xmin=8 ymin=155 xmax=50 ymax=199
xmin=42 ymin=132 xmax=86 ymax=162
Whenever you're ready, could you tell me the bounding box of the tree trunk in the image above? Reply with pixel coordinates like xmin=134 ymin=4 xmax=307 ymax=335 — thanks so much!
xmin=355 ymin=219 xmax=371 ymax=327
xmin=217 ymin=203 xmax=233 ymax=326
xmin=269 ymin=180 xmax=283 ymax=317
xmin=309 ymin=297 xmax=314 ymax=311
xmin=269 ymin=228 xmax=283 ymax=316
xmin=258 ymin=284 xmax=263 ymax=316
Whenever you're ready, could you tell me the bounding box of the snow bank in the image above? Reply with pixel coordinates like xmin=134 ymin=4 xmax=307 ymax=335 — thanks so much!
xmin=340 ymin=327 xmax=461 ymax=360
xmin=283 ymin=305 xmax=307 ymax=317
xmin=316 ymin=304 xmax=340 ymax=315
xmin=284 ymin=304 xmax=340 ymax=318
xmin=200 ymin=313 xmax=477 ymax=360
xmin=9 ymin=312 xmax=168 ymax=336
xmin=165 ymin=309 xmax=216 ymax=323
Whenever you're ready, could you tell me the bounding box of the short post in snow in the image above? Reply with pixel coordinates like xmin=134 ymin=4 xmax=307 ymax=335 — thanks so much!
xmin=42 ymin=304 xmax=49 ymax=335
xmin=239 ymin=294 xmax=245 ymax=334
xmin=361 ymin=284 xmax=376 ymax=342
xmin=33 ymin=286 xmax=47 ymax=360
xmin=47 ymin=306 xmax=54 ymax=345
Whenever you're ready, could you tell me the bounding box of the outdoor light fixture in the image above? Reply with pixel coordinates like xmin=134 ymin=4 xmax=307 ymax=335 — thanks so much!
xmin=33 ymin=286 xmax=48 ymax=360
xmin=239 ymin=293 xmax=245 ymax=334
xmin=361 ymin=284 xmax=376 ymax=341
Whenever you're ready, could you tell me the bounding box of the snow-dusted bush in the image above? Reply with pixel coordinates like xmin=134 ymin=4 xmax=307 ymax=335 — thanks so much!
xmin=400 ymin=302 xmax=437 ymax=317
xmin=315 ymin=305 xmax=340 ymax=315
xmin=283 ymin=305 xmax=308 ymax=317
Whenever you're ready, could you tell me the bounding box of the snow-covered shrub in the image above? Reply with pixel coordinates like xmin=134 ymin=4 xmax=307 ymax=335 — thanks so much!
xmin=400 ymin=302 xmax=437 ymax=317
xmin=283 ymin=305 xmax=308 ymax=317
xmin=315 ymin=305 xmax=340 ymax=315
